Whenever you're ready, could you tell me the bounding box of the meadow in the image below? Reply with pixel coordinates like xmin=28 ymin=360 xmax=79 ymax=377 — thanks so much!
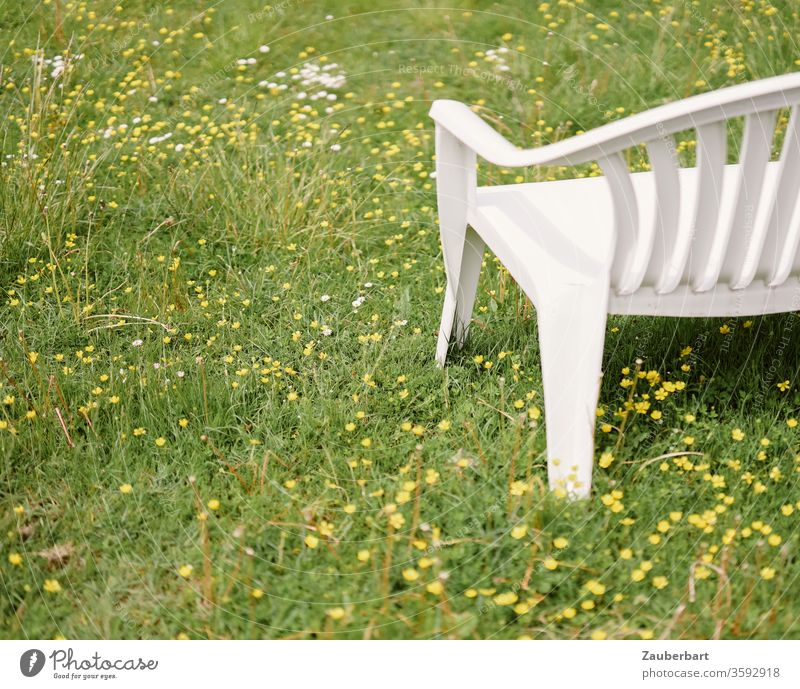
xmin=1 ymin=0 xmax=800 ymax=639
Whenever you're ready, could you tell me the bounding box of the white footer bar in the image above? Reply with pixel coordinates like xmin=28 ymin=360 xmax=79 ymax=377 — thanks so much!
xmin=1 ymin=640 xmax=798 ymax=688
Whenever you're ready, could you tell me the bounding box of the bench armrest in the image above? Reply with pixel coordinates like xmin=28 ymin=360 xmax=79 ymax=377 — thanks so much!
xmin=430 ymin=73 xmax=800 ymax=168
xmin=429 ymin=100 xmax=532 ymax=167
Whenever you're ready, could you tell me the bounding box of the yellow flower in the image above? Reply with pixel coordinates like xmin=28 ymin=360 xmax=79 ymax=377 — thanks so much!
xmin=119 ymin=483 xmax=133 ymax=494
xmin=426 ymin=581 xmax=444 ymax=595
xmin=437 ymin=419 xmax=451 ymax=431
xmin=695 ymin=566 xmax=711 ymax=580
xmin=326 ymin=607 xmax=345 ymax=620
xmin=584 ymin=579 xmax=606 ymax=596
xmin=357 ymin=549 xmax=370 ymax=562
xmin=631 ymin=569 xmax=645 ymax=582
xmin=155 ymin=437 xmax=167 ymax=447
xmin=43 ymin=579 xmax=62 ymax=593
xmin=402 ymin=568 xmax=419 ymax=582
xmin=543 ymin=557 xmax=558 ymax=571
xmin=591 ymin=629 xmax=608 ymax=640
xmin=553 ymin=537 xmax=569 ymax=549
xmin=178 ymin=564 xmax=193 ymax=578
xmin=179 ymin=418 xmax=189 ymax=428
xmin=251 ymin=588 xmax=264 ymax=599
xmin=493 ymin=591 xmax=518 ymax=606
xmin=652 ymin=575 xmax=668 ymax=590
xmin=8 ymin=553 xmax=22 ymax=566
xmin=304 ymin=534 xmax=319 ymax=549
xmin=511 ymin=524 xmax=528 ymax=540
xmin=732 ymin=428 xmax=745 ymax=441
xmin=598 ymin=451 xmax=614 ymax=468
xmin=760 ymin=567 xmax=776 ymax=580
xmin=207 ymin=499 xmax=220 ymax=511
xmin=509 ymin=480 xmax=528 ymax=496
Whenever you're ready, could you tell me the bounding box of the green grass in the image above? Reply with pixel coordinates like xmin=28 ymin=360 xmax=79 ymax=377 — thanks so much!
xmin=1 ymin=0 xmax=800 ymax=639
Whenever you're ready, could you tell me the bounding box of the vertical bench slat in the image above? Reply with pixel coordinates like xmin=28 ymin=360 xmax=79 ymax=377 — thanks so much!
xmin=639 ymin=134 xmax=681 ymax=293
xmin=678 ymin=122 xmax=727 ymax=293
xmin=599 ymin=152 xmax=639 ymax=292
xmin=781 ymin=200 xmax=800 ymax=285
xmin=699 ymin=110 xmax=776 ymax=291
xmin=727 ymin=109 xmax=780 ymax=288
xmin=760 ymin=106 xmax=800 ymax=286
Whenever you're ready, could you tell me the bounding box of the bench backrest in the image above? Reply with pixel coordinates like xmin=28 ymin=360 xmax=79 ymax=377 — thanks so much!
xmin=598 ymin=78 xmax=800 ymax=295
xmin=430 ymin=73 xmax=800 ymax=295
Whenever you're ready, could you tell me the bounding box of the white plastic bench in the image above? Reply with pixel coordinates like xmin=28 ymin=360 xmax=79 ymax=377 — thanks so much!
xmin=430 ymin=73 xmax=800 ymax=497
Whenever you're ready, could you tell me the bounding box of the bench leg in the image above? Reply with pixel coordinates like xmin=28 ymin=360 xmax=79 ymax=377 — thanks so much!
xmin=537 ymin=281 xmax=609 ymax=498
xmin=435 ymin=225 xmax=485 ymax=366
